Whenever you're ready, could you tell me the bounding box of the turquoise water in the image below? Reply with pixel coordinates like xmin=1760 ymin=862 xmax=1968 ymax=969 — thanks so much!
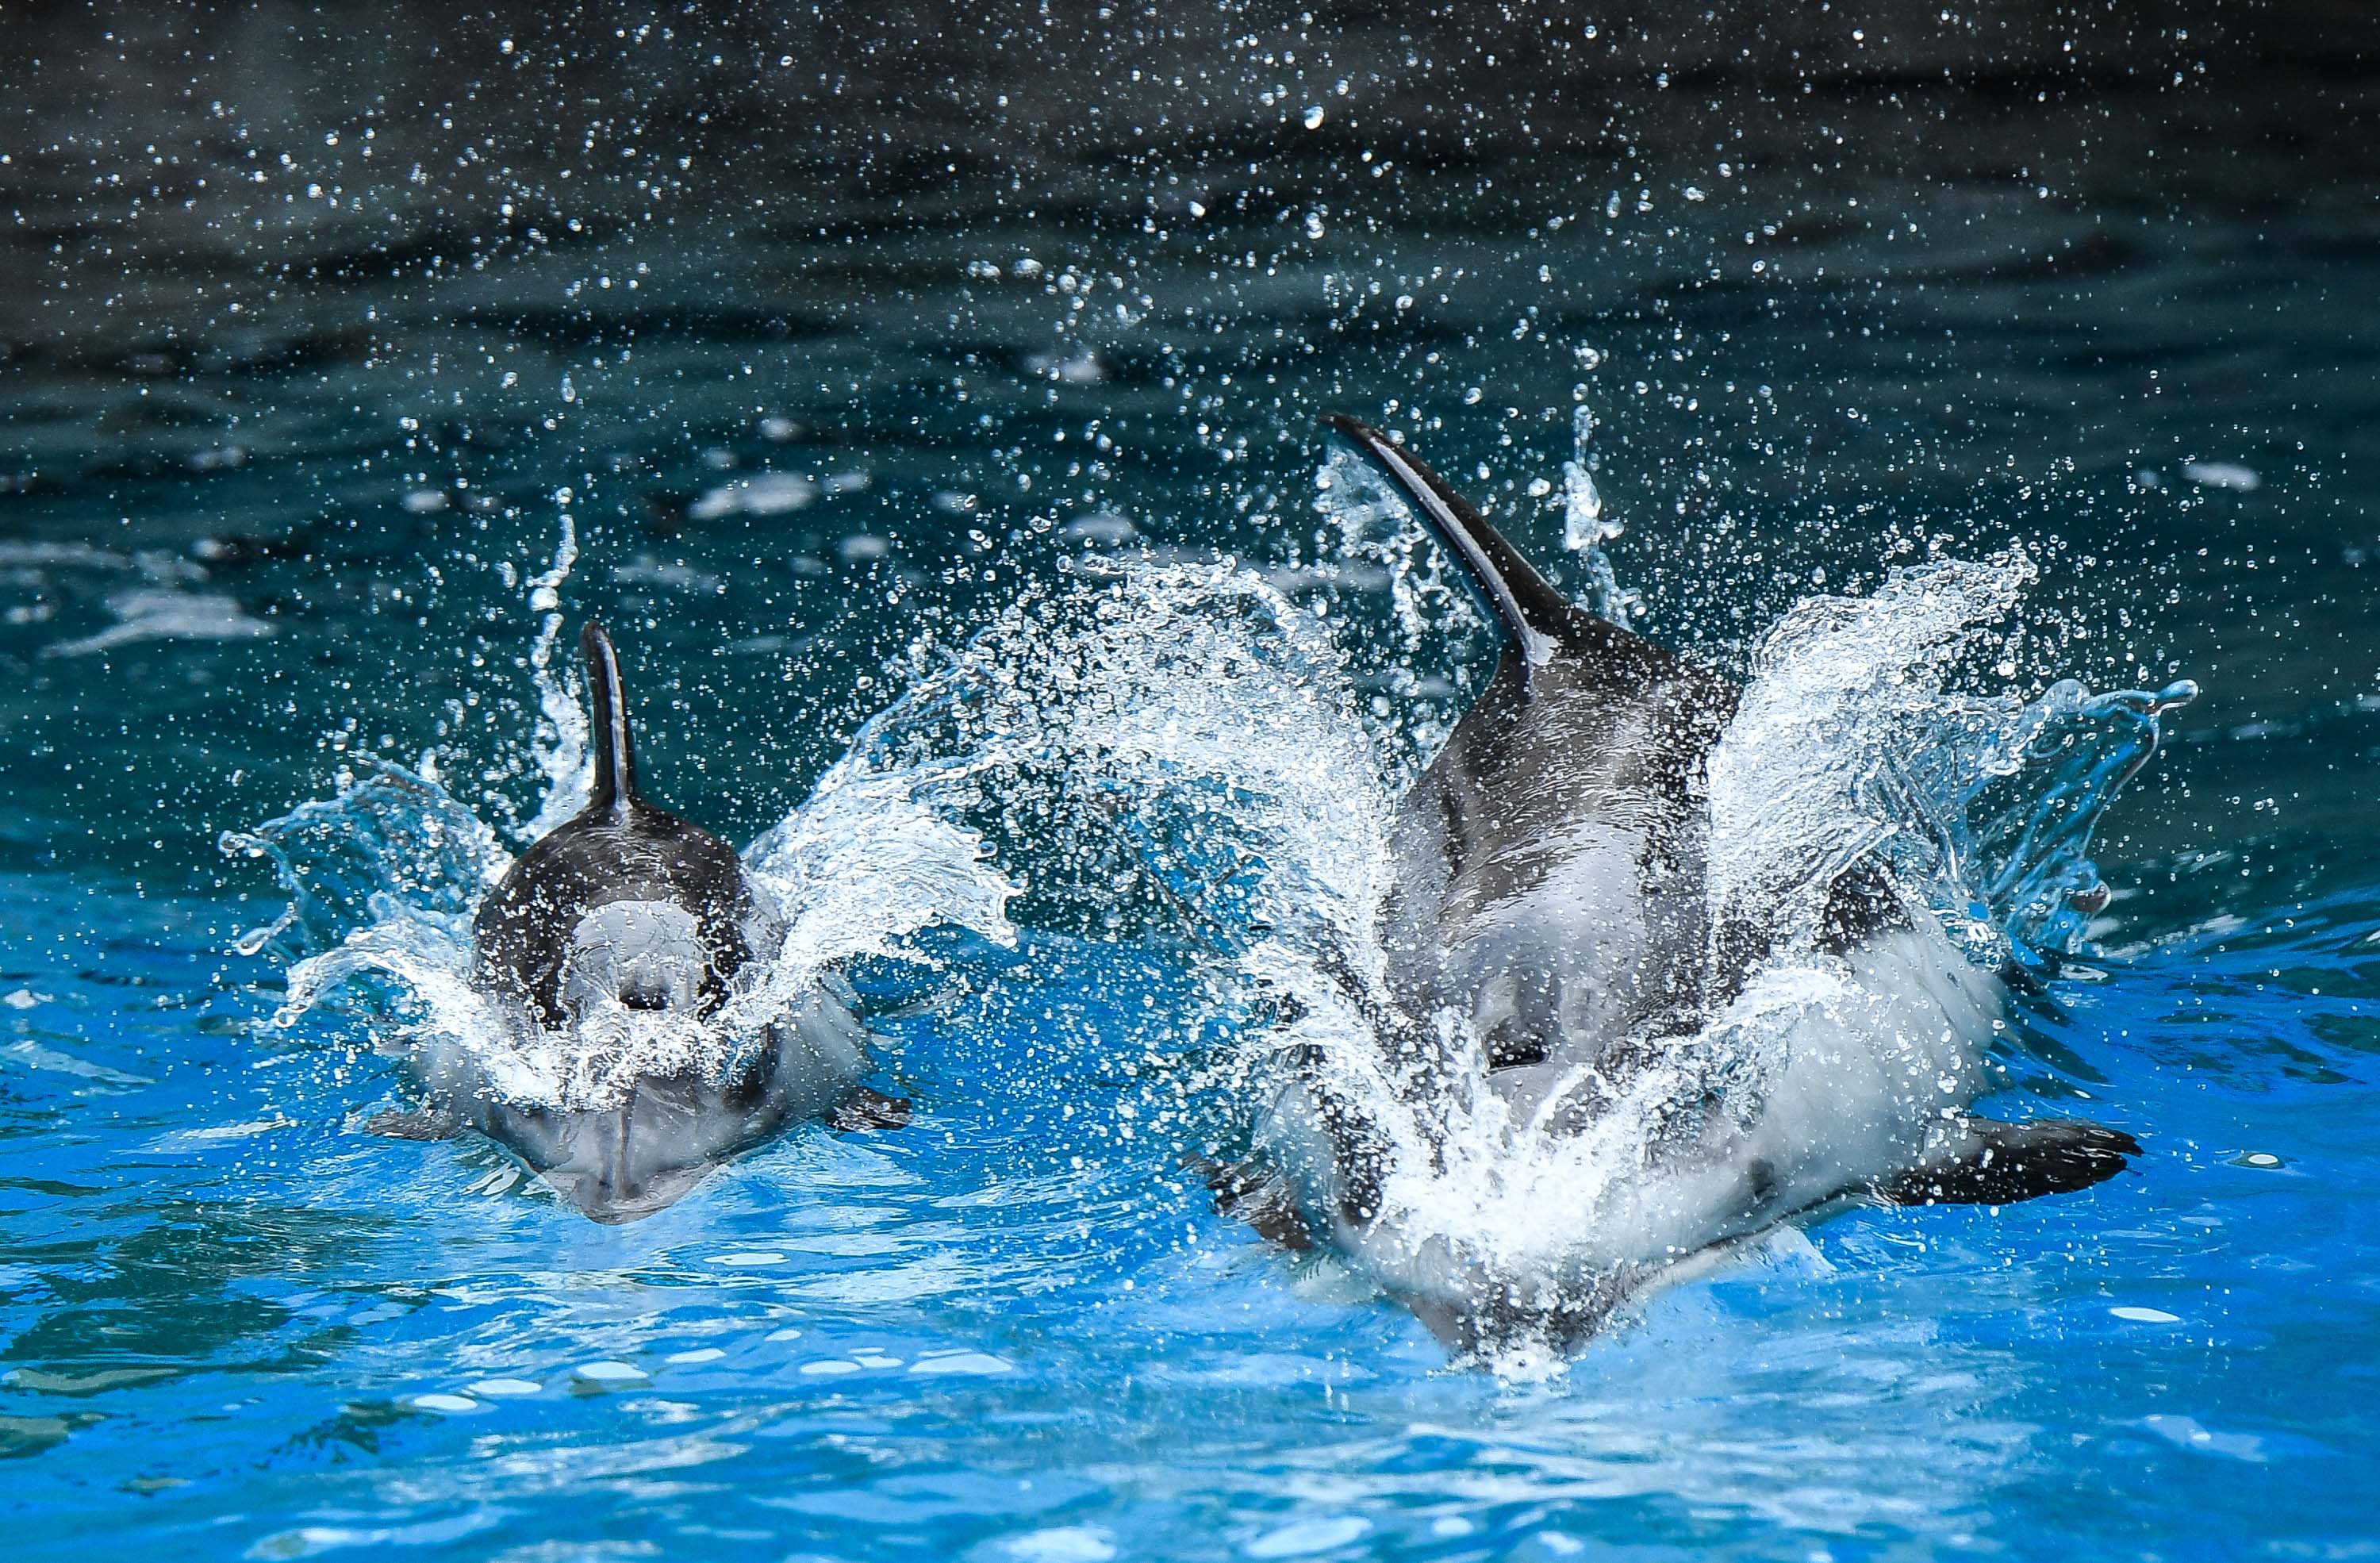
xmin=5 ymin=6 xmax=2379 ymax=1557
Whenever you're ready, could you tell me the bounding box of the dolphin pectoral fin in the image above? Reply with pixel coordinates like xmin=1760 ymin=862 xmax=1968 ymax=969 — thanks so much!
xmin=365 ymin=1107 xmax=466 ymax=1142
xmin=829 ymin=1087 xmax=912 ymax=1131
xmin=1322 ymin=413 xmax=1671 ymax=690
xmin=1875 ymin=1116 xmax=2142 ymax=1207
xmin=1187 ymin=1154 xmax=1319 ymax=1252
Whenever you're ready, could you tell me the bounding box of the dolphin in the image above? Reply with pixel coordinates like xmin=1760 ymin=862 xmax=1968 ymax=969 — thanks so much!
xmin=1202 ymin=415 xmax=2140 ymax=1350
xmin=376 ymin=621 xmax=906 ymax=1221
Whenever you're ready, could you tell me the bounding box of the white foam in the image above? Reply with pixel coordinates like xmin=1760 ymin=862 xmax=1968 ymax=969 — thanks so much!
xmin=1003 ymin=1528 xmax=1118 ymax=1563
xmin=688 ymin=471 xmax=817 ymax=520
xmin=2182 ymin=460 xmax=2260 ymax=493
xmin=406 ymin=1392 xmax=481 ymax=1414
xmin=2143 ymin=1413 xmax=2266 ymax=1462
xmin=44 ymin=589 xmax=276 ymax=659
xmin=1245 ymin=1517 xmax=1370 ymax=1557
xmin=572 ymin=1360 xmax=647 ymax=1383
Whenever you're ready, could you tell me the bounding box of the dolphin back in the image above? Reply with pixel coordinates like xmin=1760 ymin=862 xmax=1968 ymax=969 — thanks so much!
xmin=1324 ymin=412 xmax=1683 ymax=696
xmin=472 ymin=620 xmax=764 ymax=1027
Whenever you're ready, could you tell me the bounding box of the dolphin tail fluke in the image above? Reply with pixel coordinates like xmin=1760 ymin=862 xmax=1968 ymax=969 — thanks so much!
xmin=581 ymin=620 xmax=642 ymax=817
xmin=1323 ymin=413 xmax=1667 ymax=689
xmin=1875 ymin=1116 xmax=2141 ymax=1207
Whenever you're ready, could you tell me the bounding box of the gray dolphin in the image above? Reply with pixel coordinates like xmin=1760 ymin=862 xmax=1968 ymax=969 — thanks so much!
xmin=379 ymin=621 xmax=905 ymax=1221
xmin=1203 ymin=415 xmax=2140 ymax=1350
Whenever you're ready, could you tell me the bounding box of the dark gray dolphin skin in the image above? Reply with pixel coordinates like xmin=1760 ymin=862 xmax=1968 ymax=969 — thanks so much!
xmin=1200 ymin=415 xmax=2141 ymax=1349
xmin=379 ymin=621 xmax=905 ymax=1222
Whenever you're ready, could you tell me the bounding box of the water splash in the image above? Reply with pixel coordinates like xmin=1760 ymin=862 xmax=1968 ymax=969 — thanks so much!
xmin=227 ymin=485 xmax=2190 ymax=1338
xmin=824 ymin=555 xmax=1392 ymax=956
xmin=1556 ymin=402 xmax=1633 ymax=622
xmin=518 ymin=508 xmax=589 ymax=843
xmin=950 ymin=519 xmax=2193 ymax=1365
xmin=232 ymin=510 xmax=1016 ymax=1110
xmin=1314 ymin=447 xmax=1488 ymax=771
xmin=1710 ymin=550 xmax=2196 ymax=974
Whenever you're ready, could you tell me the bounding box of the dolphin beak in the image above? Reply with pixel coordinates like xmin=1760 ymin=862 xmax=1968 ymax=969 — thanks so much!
xmin=492 ymin=1080 xmax=725 ymax=1223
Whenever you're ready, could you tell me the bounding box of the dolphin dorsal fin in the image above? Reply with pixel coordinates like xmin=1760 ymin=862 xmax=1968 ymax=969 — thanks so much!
xmin=580 ymin=620 xmax=642 ymax=820
xmin=1325 ymin=413 xmax=1666 ymax=693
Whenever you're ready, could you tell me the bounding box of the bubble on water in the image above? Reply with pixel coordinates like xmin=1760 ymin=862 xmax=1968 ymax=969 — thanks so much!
xmin=2238 ymin=1152 xmax=2284 ymax=1168
xmin=2111 ymin=1306 xmax=2181 ymax=1323
xmin=406 ymin=1392 xmax=481 ymax=1414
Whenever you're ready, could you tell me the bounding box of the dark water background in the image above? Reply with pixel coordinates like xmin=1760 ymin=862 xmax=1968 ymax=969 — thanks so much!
xmin=2 ymin=3 xmax=2378 ymax=1557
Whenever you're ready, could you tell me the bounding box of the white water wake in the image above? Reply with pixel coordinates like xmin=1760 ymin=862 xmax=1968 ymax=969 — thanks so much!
xmin=229 ymin=509 xmax=1016 ymax=1110
xmin=230 ymin=477 xmax=2186 ymax=1354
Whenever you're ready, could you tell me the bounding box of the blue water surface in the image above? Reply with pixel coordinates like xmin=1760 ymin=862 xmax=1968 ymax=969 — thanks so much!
xmin=5 ymin=4 xmax=2379 ymax=1558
